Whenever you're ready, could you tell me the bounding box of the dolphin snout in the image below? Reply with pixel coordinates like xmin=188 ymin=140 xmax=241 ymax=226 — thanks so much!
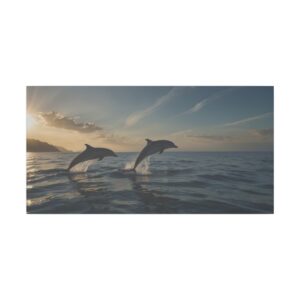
xmin=173 ymin=145 xmax=178 ymax=148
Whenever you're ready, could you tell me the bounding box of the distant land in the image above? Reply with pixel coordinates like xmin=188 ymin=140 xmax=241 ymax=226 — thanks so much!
xmin=27 ymin=139 xmax=71 ymax=152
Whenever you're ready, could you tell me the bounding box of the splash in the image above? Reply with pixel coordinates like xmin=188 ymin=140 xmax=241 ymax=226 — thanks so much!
xmin=123 ymin=157 xmax=151 ymax=175
xmin=124 ymin=160 xmax=135 ymax=170
xmin=137 ymin=157 xmax=151 ymax=175
xmin=69 ymin=159 xmax=98 ymax=173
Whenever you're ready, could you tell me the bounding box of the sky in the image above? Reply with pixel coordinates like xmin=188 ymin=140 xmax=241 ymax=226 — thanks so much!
xmin=27 ymin=86 xmax=274 ymax=152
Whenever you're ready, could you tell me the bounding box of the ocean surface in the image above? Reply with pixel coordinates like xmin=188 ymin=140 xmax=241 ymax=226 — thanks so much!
xmin=27 ymin=152 xmax=273 ymax=214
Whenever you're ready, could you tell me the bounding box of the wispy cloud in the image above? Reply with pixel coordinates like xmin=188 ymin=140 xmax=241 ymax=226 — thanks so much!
xmin=125 ymin=87 xmax=183 ymax=127
xmin=186 ymin=129 xmax=273 ymax=146
xmin=38 ymin=111 xmax=103 ymax=133
xmin=169 ymin=129 xmax=193 ymax=137
xmin=187 ymin=98 xmax=210 ymax=113
xmin=184 ymin=87 xmax=237 ymax=114
xmin=223 ymin=112 xmax=273 ymax=127
xmin=187 ymin=134 xmax=233 ymax=142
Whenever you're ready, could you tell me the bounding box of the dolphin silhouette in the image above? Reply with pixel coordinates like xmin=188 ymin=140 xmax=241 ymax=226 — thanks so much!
xmin=131 ymin=139 xmax=178 ymax=171
xmin=68 ymin=144 xmax=117 ymax=171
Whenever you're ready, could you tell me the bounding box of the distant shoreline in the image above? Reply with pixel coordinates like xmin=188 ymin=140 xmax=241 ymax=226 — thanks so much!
xmin=27 ymin=138 xmax=71 ymax=153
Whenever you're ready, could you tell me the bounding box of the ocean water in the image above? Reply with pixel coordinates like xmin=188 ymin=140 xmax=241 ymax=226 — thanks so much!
xmin=27 ymin=152 xmax=273 ymax=214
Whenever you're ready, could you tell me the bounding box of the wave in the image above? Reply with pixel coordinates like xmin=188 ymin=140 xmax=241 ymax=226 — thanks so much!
xmin=197 ymin=174 xmax=255 ymax=183
xmin=238 ymin=189 xmax=268 ymax=196
xmin=260 ymin=184 xmax=273 ymax=189
xmin=154 ymin=180 xmax=209 ymax=188
xmin=27 ymin=152 xmax=274 ymax=214
xmin=29 ymin=168 xmax=67 ymax=175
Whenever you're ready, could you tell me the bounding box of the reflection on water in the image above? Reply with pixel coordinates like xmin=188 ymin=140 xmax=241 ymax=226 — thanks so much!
xmin=27 ymin=152 xmax=274 ymax=213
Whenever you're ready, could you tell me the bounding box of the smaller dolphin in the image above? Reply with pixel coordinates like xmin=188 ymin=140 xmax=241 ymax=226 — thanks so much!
xmin=130 ymin=139 xmax=178 ymax=171
xmin=68 ymin=144 xmax=117 ymax=171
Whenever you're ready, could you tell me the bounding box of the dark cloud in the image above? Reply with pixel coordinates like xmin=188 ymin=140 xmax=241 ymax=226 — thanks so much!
xmin=39 ymin=111 xmax=102 ymax=133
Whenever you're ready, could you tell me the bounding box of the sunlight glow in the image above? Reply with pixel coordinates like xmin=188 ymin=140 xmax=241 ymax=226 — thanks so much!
xmin=27 ymin=114 xmax=35 ymax=130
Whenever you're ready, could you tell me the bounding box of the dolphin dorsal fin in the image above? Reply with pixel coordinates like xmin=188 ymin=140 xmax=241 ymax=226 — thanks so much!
xmin=85 ymin=144 xmax=93 ymax=150
xmin=145 ymin=139 xmax=153 ymax=144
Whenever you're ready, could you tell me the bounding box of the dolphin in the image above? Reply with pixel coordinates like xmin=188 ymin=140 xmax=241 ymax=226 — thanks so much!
xmin=130 ymin=139 xmax=178 ymax=171
xmin=68 ymin=144 xmax=117 ymax=171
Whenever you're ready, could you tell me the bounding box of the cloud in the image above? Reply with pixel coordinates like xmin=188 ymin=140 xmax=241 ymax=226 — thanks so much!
xmin=184 ymin=87 xmax=237 ymax=114
xmin=188 ymin=98 xmax=210 ymax=113
xmin=93 ymin=132 xmax=134 ymax=145
xmin=250 ymin=128 xmax=273 ymax=140
xmin=169 ymin=129 xmax=193 ymax=137
xmin=38 ymin=111 xmax=103 ymax=133
xmin=37 ymin=111 xmax=137 ymax=148
xmin=187 ymin=129 xmax=273 ymax=145
xmin=223 ymin=112 xmax=273 ymax=127
xmin=125 ymin=87 xmax=183 ymax=127
xmin=187 ymin=134 xmax=233 ymax=142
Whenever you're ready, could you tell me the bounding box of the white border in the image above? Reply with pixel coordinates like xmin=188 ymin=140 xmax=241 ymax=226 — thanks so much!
xmin=1 ymin=1 xmax=299 ymax=300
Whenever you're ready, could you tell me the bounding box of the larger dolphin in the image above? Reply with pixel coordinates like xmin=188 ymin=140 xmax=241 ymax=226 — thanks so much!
xmin=131 ymin=139 xmax=178 ymax=171
xmin=68 ymin=144 xmax=117 ymax=171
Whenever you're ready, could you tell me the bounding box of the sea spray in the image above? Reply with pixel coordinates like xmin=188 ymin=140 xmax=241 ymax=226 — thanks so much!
xmin=69 ymin=159 xmax=98 ymax=173
xmin=137 ymin=157 xmax=151 ymax=175
xmin=124 ymin=160 xmax=135 ymax=170
xmin=123 ymin=157 xmax=151 ymax=175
